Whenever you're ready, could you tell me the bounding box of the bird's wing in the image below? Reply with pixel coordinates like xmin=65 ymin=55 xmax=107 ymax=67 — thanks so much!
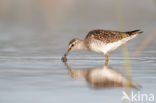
xmin=85 ymin=29 xmax=123 ymax=43
xmin=85 ymin=29 xmax=142 ymax=43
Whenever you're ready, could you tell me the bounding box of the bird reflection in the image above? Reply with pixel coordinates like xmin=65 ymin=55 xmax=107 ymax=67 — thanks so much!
xmin=64 ymin=63 xmax=139 ymax=89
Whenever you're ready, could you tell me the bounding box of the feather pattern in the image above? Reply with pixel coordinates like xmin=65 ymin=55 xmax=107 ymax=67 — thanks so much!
xmin=84 ymin=29 xmax=143 ymax=54
xmin=85 ymin=29 xmax=143 ymax=43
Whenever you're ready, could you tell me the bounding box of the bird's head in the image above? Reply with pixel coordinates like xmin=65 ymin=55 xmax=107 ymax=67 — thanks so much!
xmin=66 ymin=38 xmax=83 ymax=56
xmin=62 ymin=38 xmax=84 ymax=62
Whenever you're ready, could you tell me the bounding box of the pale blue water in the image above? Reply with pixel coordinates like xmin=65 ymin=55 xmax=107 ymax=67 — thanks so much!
xmin=0 ymin=0 xmax=156 ymax=103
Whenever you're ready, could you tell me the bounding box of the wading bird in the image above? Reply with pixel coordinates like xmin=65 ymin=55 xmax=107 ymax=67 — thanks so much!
xmin=62 ymin=29 xmax=143 ymax=65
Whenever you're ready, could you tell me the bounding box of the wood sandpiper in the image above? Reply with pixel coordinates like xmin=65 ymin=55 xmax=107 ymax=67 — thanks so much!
xmin=62 ymin=29 xmax=143 ymax=64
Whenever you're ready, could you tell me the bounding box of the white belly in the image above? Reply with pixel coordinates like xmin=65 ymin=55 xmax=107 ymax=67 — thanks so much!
xmin=89 ymin=35 xmax=136 ymax=54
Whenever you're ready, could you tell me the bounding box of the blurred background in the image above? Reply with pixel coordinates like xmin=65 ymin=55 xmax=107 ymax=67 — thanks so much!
xmin=0 ymin=0 xmax=156 ymax=103
xmin=0 ymin=0 xmax=155 ymax=57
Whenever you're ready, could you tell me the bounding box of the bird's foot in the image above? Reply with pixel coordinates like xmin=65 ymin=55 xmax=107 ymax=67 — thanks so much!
xmin=105 ymin=61 xmax=108 ymax=66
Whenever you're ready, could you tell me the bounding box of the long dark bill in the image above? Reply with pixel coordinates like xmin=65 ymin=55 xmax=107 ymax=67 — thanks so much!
xmin=61 ymin=47 xmax=72 ymax=62
xmin=64 ymin=47 xmax=72 ymax=57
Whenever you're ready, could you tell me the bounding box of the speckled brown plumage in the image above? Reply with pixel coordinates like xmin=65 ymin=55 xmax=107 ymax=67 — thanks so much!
xmin=85 ymin=29 xmax=142 ymax=43
xmin=62 ymin=29 xmax=143 ymax=63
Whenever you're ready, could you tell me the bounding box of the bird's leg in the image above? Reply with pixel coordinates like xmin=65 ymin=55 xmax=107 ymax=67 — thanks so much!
xmin=104 ymin=54 xmax=109 ymax=66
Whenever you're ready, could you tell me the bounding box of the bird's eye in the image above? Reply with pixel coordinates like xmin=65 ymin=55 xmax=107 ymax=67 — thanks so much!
xmin=71 ymin=44 xmax=74 ymax=47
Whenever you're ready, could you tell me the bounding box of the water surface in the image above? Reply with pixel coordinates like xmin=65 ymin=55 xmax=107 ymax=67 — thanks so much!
xmin=0 ymin=0 xmax=156 ymax=103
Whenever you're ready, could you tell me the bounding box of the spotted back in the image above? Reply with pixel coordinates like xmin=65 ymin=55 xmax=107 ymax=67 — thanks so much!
xmin=85 ymin=29 xmax=142 ymax=43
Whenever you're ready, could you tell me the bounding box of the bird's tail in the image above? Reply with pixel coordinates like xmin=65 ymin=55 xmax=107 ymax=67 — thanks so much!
xmin=126 ymin=30 xmax=143 ymax=36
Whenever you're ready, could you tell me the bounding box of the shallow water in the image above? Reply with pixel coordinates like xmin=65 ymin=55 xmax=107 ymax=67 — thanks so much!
xmin=0 ymin=0 xmax=156 ymax=103
xmin=0 ymin=57 xmax=156 ymax=103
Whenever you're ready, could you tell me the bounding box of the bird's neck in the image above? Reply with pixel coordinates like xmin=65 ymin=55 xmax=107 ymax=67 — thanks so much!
xmin=78 ymin=40 xmax=88 ymax=50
